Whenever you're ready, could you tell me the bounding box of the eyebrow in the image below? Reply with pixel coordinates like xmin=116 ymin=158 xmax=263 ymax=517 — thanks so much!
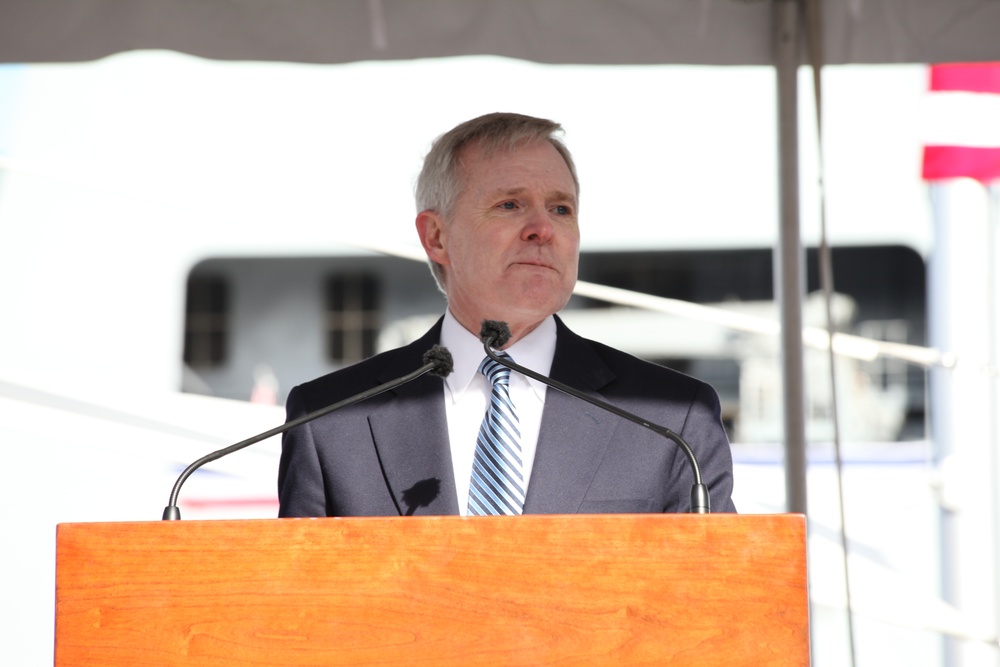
xmin=494 ymin=186 xmax=578 ymax=204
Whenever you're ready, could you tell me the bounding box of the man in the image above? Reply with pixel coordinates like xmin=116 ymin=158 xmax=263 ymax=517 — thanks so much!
xmin=278 ymin=112 xmax=736 ymax=517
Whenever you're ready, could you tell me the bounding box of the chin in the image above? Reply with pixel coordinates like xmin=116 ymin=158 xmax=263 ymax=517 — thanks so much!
xmin=508 ymin=295 xmax=570 ymax=322
xmin=495 ymin=274 xmax=571 ymax=314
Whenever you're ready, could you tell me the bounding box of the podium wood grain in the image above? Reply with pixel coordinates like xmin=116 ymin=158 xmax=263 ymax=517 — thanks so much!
xmin=55 ymin=514 xmax=808 ymax=666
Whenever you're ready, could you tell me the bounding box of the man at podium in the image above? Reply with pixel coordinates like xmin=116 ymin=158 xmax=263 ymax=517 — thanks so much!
xmin=278 ymin=112 xmax=736 ymax=518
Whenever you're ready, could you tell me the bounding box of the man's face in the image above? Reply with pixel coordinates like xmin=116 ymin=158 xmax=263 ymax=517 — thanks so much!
xmin=418 ymin=139 xmax=580 ymax=339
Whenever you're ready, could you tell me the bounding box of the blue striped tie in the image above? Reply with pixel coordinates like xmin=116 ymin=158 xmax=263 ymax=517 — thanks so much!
xmin=468 ymin=354 xmax=525 ymax=516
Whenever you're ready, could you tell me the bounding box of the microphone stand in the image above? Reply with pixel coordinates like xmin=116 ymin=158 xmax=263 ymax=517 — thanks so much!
xmin=481 ymin=325 xmax=710 ymax=513
xmin=162 ymin=346 xmax=452 ymax=520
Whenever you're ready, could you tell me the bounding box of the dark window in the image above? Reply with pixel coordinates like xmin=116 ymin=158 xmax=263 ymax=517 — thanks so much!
xmin=183 ymin=274 xmax=229 ymax=367
xmin=577 ymin=245 xmax=927 ymax=439
xmin=325 ymin=274 xmax=380 ymax=363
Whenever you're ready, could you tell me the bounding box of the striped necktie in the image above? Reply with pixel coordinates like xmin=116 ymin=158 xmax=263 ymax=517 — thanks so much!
xmin=468 ymin=354 xmax=525 ymax=516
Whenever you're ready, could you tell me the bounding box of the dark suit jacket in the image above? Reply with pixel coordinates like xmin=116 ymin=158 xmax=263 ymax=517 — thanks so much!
xmin=278 ymin=316 xmax=736 ymax=516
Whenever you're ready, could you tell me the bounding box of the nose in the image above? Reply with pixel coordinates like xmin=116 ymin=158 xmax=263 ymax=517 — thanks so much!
xmin=521 ymin=208 xmax=554 ymax=243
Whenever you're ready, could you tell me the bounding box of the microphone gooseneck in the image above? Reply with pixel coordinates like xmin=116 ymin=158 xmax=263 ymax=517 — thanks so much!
xmin=479 ymin=320 xmax=710 ymax=514
xmin=161 ymin=345 xmax=454 ymax=520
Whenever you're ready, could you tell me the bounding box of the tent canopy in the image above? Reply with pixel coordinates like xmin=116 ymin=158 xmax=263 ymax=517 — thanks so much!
xmin=3 ymin=0 xmax=1000 ymax=67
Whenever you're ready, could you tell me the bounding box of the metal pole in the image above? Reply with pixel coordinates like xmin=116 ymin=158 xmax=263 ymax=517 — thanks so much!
xmin=774 ymin=0 xmax=809 ymax=516
xmin=988 ymin=183 xmax=1000 ymax=667
xmin=927 ymin=184 xmax=959 ymax=666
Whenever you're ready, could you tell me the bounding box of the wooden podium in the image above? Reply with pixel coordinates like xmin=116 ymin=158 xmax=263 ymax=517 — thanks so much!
xmin=55 ymin=514 xmax=809 ymax=666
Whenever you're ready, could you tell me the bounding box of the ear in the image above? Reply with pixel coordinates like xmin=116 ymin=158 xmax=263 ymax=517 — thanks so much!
xmin=415 ymin=210 xmax=448 ymax=266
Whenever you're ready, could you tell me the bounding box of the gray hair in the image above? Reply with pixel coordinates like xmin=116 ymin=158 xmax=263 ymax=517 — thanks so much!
xmin=415 ymin=112 xmax=579 ymax=291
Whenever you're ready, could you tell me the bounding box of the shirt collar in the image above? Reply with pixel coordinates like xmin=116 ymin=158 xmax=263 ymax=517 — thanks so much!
xmin=440 ymin=309 xmax=557 ymax=403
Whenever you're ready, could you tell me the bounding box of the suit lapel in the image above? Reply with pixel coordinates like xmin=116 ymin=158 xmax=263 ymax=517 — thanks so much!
xmin=368 ymin=321 xmax=461 ymax=516
xmin=522 ymin=318 xmax=618 ymax=514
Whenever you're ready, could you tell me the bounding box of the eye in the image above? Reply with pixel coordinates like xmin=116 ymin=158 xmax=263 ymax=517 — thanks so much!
xmin=499 ymin=201 xmax=517 ymax=210
xmin=554 ymin=204 xmax=572 ymax=215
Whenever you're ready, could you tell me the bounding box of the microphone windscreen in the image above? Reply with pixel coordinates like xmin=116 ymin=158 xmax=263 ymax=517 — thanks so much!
xmin=423 ymin=345 xmax=454 ymax=377
xmin=479 ymin=320 xmax=511 ymax=348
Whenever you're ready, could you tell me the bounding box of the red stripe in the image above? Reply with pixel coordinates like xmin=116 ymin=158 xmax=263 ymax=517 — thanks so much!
xmin=929 ymin=63 xmax=1000 ymax=94
xmin=921 ymin=145 xmax=1000 ymax=183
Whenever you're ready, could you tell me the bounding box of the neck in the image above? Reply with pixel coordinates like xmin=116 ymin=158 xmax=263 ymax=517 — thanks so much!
xmin=450 ymin=308 xmax=547 ymax=349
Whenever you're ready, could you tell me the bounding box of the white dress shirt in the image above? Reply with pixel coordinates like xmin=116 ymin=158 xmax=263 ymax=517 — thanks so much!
xmin=440 ymin=310 xmax=556 ymax=515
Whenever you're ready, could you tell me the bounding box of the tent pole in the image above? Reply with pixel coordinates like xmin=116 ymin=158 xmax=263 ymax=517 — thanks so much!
xmin=774 ymin=0 xmax=809 ymax=516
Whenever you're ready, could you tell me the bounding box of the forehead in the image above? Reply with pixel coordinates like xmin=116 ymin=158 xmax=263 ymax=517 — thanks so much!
xmin=456 ymin=139 xmax=577 ymax=196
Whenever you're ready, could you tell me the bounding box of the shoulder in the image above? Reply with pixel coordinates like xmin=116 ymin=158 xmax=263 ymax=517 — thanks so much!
xmin=553 ymin=315 xmax=709 ymax=398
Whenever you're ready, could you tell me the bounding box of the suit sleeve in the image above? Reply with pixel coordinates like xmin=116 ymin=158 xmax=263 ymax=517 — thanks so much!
xmin=678 ymin=381 xmax=737 ymax=513
xmin=277 ymin=385 xmax=328 ymax=517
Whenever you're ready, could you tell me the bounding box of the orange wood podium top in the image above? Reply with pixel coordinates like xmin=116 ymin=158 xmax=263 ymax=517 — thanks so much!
xmin=56 ymin=514 xmax=808 ymax=666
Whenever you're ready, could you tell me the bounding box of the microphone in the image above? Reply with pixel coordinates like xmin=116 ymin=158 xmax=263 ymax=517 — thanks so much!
xmin=480 ymin=320 xmax=711 ymax=513
xmin=162 ymin=345 xmax=454 ymax=520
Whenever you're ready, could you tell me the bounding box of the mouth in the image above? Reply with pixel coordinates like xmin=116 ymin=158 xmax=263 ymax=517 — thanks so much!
xmin=512 ymin=260 xmax=555 ymax=271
